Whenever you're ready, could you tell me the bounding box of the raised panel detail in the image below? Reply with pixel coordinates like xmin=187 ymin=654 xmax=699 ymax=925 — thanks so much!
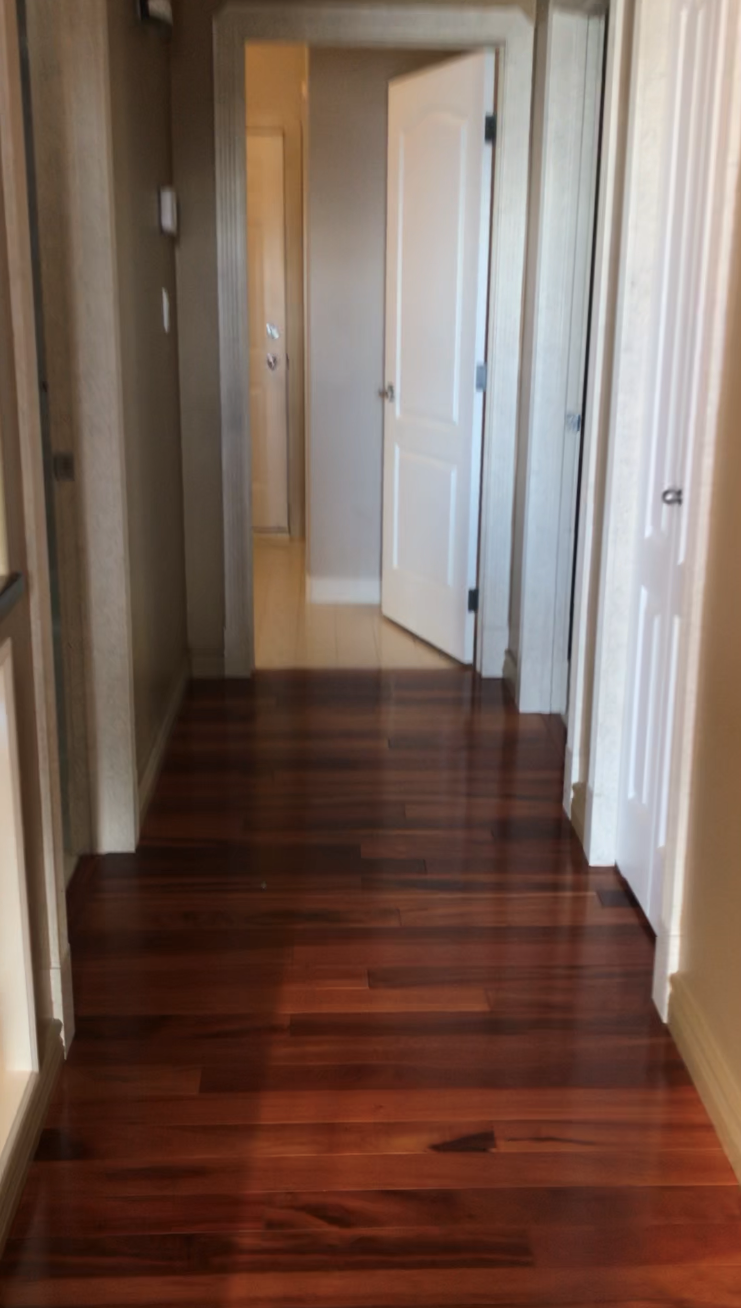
xmin=397 ymin=113 xmax=466 ymax=426
xmin=393 ymin=448 xmax=457 ymax=588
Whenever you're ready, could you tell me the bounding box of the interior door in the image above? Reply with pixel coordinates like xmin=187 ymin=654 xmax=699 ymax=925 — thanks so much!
xmin=247 ymin=128 xmax=289 ymax=533
xmin=381 ymin=53 xmax=495 ymax=663
xmin=617 ymin=2 xmax=713 ymax=928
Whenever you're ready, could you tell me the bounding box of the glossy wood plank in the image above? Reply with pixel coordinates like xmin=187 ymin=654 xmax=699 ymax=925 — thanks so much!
xmin=1 ymin=671 xmax=735 ymax=1307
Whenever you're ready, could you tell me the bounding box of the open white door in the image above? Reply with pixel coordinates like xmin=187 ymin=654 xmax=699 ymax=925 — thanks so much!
xmin=381 ymin=53 xmax=495 ymax=664
xmin=247 ymin=128 xmax=289 ymax=533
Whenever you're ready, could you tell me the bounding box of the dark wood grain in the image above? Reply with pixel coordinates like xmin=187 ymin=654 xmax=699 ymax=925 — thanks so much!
xmin=1 ymin=670 xmax=736 ymax=1306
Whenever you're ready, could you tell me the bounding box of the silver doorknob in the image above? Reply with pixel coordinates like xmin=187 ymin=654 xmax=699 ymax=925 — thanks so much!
xmin=378 ymin=383 xmax=395 ymax=401
xmin=266 ymin=353 xmax=279 ymax=371
xmin=661 ymin=486 xmax=683 ymax=506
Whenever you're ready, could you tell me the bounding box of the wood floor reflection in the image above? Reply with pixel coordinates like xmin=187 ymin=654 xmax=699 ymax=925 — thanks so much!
xmin=1 ymin=672 xmax=737 ymax=1306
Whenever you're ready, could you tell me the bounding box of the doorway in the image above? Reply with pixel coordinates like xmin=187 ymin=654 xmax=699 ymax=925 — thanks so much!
xmin=215 ymin=5 xmax=533 ymax=678
xmin=247 ymin=44 xmax=495 ymax=670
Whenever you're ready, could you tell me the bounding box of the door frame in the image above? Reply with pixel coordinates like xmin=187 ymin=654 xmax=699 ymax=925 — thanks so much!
xmin=505 ymin=2 xmax=605 ymax=713
xmin=564 ymin=0 xmax=741 ymax=1014
xmin=0 ymin=0 xmax=72 ymax=1039
xmin=214 ymin=3 xmax=534 ymax=676
xmin=245 ymin=124 xmax=291 ymax=534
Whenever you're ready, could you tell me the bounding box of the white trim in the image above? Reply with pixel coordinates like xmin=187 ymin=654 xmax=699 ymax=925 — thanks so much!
xmin=510 ymin=3 xmax=603 ymax=714
xmin=669 ymin=975 xmax=741 ymax=1184
xmin=306 ymin=576 xmax=381 ymax=606
xmin=0 ymin=2 xmax=73 ymax=1040
xmin=564 ymin=0 xmax=631 ymax=819
xmin=0 ymin=1021 xmax=64 ymax=1257
xmin=214 ymin=3 xmax=534 ymax=678
xmin=137 ymin=656 xmax=190 ymax=826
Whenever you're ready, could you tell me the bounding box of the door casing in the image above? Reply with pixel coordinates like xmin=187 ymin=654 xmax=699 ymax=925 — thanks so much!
xmin=214 ymin=3 xmax=535 ymax=678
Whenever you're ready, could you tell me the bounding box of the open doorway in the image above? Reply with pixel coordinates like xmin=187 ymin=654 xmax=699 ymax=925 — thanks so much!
xmin=247 ymin=44 xmax=495 ymax=670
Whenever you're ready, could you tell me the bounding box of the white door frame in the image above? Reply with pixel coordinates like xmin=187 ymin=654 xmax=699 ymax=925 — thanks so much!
xmin=506 ymin=1 xmax=605 ymax=713
xmin=565 ymin=0 xmax=741 ymax=1014
xmin=214 ymin=3 xmax=534 ymax=676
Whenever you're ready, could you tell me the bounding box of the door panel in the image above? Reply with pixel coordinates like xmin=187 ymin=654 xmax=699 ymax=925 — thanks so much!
xmin=617 ymin=0 xmax=720 ymax=929
xmin=381 ymin=54 xmax=495 ymax=663
xmin=247 ymin=129 xmax=289 ymax=533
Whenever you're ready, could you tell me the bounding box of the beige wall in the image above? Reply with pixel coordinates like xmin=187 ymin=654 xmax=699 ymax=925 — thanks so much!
xmin=671 ymin=185 xmax=741 ymax=1169
xmin=246 ymin=43 xmax=307 ymax=540
xmin=26 ymin=0 xmax=187 ymax=848
xmin=171 ymin=0 xmax=533 ymax=668
xmin=107 ymin=0 xmax=188 ymax=783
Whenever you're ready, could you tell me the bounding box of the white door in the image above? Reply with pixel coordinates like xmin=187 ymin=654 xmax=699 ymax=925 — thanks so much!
xmin=617 ymin=3 xmax=713 ymax=928
xmin=381 ymin=53 xmax=495 ymax=663
xmin=247 ymin=128 xmax=289 ymax=532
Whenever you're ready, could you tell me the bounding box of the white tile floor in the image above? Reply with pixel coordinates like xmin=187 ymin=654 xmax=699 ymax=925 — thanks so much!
xmin=253 ymin=536 xmax=458 ymax=670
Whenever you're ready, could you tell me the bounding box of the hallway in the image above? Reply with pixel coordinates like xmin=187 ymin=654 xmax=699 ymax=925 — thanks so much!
xmin=1 ymin=672 xmax=738 ymax=1304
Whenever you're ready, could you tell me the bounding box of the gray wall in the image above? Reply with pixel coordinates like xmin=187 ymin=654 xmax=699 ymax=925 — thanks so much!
xmin=307 ymin=49 xmax=439 ymax=585
xmin=170 ymin=0 xmax=533 ymax=668
xmin=108 ymin=1 xmax=188 ymax=779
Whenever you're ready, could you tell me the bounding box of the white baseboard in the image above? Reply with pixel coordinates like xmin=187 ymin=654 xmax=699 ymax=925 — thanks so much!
xmin=0 ymin=1021 xmax=64 ymax=1255
xmin=138 ymin=656 xmax=189 ymax=823
xmin=307 ymin=576 xmax=381 ymax=605
xmin=669 ymin=973 xmax=741 ymax=1184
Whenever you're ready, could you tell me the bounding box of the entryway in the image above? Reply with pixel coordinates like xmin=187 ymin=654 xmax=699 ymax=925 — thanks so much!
xmin=247 ymin=43 xmax=500 ymax=670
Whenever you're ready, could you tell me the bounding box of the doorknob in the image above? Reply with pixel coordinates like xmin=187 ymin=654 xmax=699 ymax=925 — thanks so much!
xmin=661 ymin=486 xmax=683 ymax=506
xmin=378 ymin=383 xmax=395 ymax=401
xmin=266 ymin=353 xmax=279 ymax=371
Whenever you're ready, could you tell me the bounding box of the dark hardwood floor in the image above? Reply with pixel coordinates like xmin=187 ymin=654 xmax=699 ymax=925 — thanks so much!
xmin=2 ymin=671 xmax=739 ymax=1305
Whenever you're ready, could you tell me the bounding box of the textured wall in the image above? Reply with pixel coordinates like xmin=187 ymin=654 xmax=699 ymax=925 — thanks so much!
xmin=107 ymin=0 xmax=188 ymax=780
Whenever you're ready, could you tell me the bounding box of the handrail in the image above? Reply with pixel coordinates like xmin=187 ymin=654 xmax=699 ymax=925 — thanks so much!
xmin=0 ymin=573 xmax=25 ymax=627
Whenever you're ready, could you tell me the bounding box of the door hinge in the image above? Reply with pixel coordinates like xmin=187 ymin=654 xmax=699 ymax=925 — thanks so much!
xmin=468 ymin=587 xmax=479 ymax=614
xmin=484 ymin=113 xmax=497 ymax=144
xmin=475 ymin=362 xmax=487 ymax=393
xmin=565 ymin=411 xmax=582 ymax=435
xmin=52 ymin=452 xmax=75 ymax=483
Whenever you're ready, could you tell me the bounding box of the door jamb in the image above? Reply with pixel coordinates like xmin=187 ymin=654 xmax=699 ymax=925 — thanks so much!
xmin=214 ymin=3 xmax=534 ymax=676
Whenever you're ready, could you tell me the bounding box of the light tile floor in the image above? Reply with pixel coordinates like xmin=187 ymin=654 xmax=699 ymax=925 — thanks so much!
xmin=253 ymin=536 xmax=458 ymax=670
